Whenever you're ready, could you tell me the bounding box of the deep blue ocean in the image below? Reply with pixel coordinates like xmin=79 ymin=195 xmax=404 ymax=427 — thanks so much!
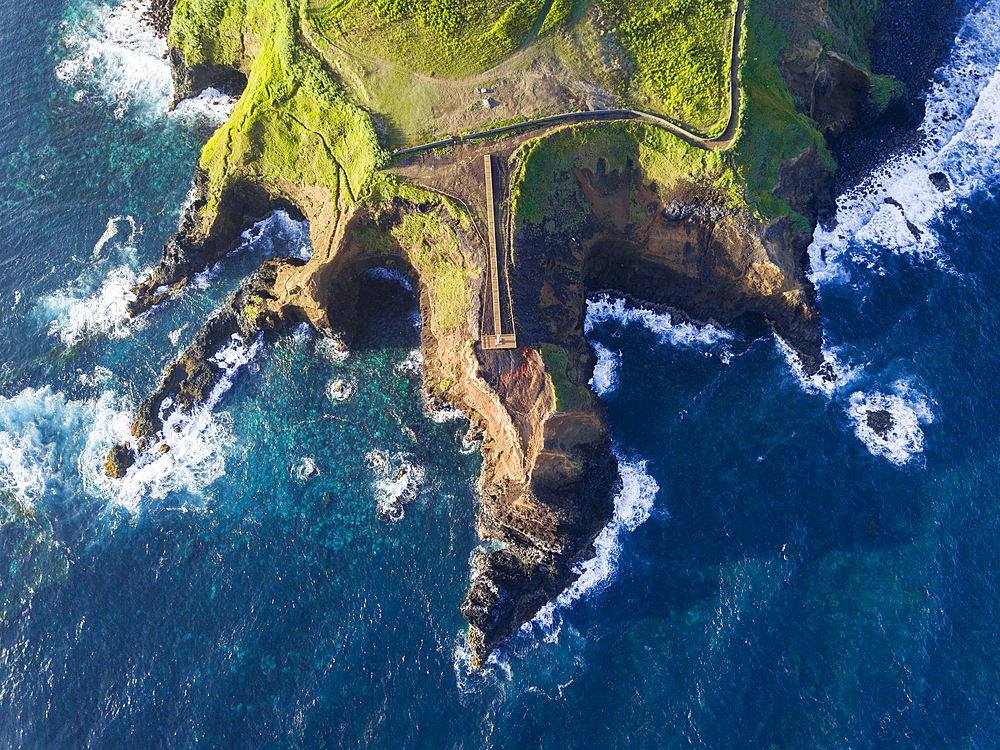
xmin=3 ymin=0 xmax=1000 ymax=747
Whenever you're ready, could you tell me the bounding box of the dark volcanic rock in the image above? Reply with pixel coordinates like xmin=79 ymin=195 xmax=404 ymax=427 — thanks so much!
xmin=127 ymin=171 xmax=304 ymax=319
xmin=929 ymin=172 xmax=951 ymax=192
xmin=104 ymin=443 xmax=136 ymax=478
xmin=119 ymin=256 xmax=306 ymax=457
xmin=169 ymin=48 xmax=247 ymax=108
xmin=141 ymin=0 xmax=174 ymax=38
xmin=867 ymin=409 xmax=894 ymax=439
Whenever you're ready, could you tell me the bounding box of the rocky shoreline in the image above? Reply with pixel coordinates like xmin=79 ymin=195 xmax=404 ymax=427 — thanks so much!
xmin=106 ymin=0 xmax=955 ymax=667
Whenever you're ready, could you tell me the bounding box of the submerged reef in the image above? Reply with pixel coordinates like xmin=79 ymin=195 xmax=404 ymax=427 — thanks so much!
xmin=111 ymin=0 xmax=952 ymax=666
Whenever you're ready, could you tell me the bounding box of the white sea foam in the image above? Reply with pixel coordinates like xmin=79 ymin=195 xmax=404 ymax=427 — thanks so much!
xmin=521 ymin=451 xmax=659 ymax=640
xmin=397 ymin=349 xmax=423 ymax=375
xmin=168 ymin=325 xmax=187 ymax=347
xmin=846 ymin=381 xmax=935 ymax=467
xmin=326 ymin=378 xmax=355 ymax=402
xmin=585 ymin=293 xmax=733 ymax=351
xmin=809 ymin=2 xmax=1000 ymax=282
xmin=55 ymin=1 xmax=233 ymax=124
xmin=589 ymin=341 xmax=620 ymax=397
xmin=171 ymin=87 xmax=237 ymax=124
xmin=104 ymin=333 xmax=263 ymax=508
xmin=773 ymin=335 xmax=861 ymax=397
xmin=315 ymin=337 xmax=350 ymax=363
xmin=365 ymin=450 xmax=425 ymax=520
xmin=0 ymin=384 xmax=232 ymax=515
xmin=236 ymin=210 xmax=313 ymax=262
xmin=428 ymin=405 xmax=465 ymax=423
xmin=41 ymin=263 xmax=141 ymax=345
xmin=37 ymin=212 xmax=150 ymax=344
xmin=93 ymin=215 xmax=136 ymax=257
xmin=363 ymin=267 xmax=414 ymax=292
xmin=291 ymin=322 xmax=313 ymax=341
xmin=291 ymin=456 xmax=320 ymax=483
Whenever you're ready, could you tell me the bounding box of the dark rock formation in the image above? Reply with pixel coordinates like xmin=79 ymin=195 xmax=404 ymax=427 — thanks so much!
xmin=169 ymin=48 xmax=248 ymax=108
xmin=123 ymin=257 xmax=305 ymax=452
xmin=141 ymin=0 xmax=174 ymax=39
xmin=929 ymin=172 xmax=951 ymax=192
xmin=104 ymin=443 xmax=136 ymax=478
xmin=867 ymin=409 xmax=894 ymax=439
xmin=126 ymin=171 xmax=304 ymax=318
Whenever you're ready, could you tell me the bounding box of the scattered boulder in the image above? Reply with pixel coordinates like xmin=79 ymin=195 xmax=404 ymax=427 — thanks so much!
xmin=929 ymin=171 xmax=951 ymax=192
xmin=105 ymin=443 xmax=136 ymax=478
xmin=866 ymin=409 xmax=894 ymax=440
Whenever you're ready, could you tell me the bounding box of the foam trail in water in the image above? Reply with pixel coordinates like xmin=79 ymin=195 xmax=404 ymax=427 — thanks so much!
xmin=589 ymin=341 xmax=620 ymax=397
xmin=516 ymin=451 xmax=659 ymax=646
xmin=846 ymin=381 xmax=935 ymax=467
xmin=55 ymin=0 xmax=234 ymax=123
xmin=37 ymin=212 xmax=149 ymax=344
xmin=93 ymin=215 xmax=136 ymax=257
xmin=586 ymin=293 xmax=733 ymax=351
xmin=40 ymin=263 xmax=140 ymax=345
xmin=809 ymin=2 xmax=1000 ymax=283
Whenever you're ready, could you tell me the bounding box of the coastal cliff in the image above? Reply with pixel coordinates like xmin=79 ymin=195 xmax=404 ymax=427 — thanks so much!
xmin=108 ymin=0 xmax=953 ymax=666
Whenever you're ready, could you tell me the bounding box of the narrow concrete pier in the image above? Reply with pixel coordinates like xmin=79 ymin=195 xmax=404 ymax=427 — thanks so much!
xmin=481 ymin=154 xmax=517 ymax=350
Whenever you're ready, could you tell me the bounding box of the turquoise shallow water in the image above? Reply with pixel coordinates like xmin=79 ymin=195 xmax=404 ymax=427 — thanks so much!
xmin=4 ymin=0 xmax=1000 ymax=747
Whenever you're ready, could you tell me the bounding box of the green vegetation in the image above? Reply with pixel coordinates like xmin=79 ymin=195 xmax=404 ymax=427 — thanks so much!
xmin=539 ymin=0 xmax=576 ymax=35
xmin=307 ymin=0 xmax=555 ymax=77
xmin=604 ymin=0 xmax=734 ymax=129
xmin=539 ymin=343 xmax=592 ymax=412
xmin=395 ymin=212 xmax=479 ymax=334
xmin=824 ymin=0 xmax=878 ymax=66
xmin=509 ymin=121 xmax=745 ymax=247
xmin=729 ymin=11 xmax=832 ymax=226
xmin=354 ymin=176 xmax=480 ymax=336
xmin=870 ymin=74 xmax=905 ymax=113
xmin=171 ymin=0 xmax=384 ymax=210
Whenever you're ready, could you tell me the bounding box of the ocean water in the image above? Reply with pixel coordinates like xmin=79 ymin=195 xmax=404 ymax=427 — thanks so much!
xmin=3 ymin=0 xmax=1000 ymax=747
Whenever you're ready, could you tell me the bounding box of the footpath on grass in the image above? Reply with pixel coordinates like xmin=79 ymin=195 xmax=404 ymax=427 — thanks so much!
xmin=388 ymin=0 xmax=746 ymax=162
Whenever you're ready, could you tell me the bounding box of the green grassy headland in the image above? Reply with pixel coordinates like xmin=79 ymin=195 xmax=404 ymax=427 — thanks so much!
xmin=170 ymin=0 xmax=384 ymax=210
xmin=539 ymin=343 xmax=593 ymax=412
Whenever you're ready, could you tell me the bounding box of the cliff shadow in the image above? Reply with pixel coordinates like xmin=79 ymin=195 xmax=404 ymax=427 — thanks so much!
xmin=351 ymin=269 xmax=422 ymax=351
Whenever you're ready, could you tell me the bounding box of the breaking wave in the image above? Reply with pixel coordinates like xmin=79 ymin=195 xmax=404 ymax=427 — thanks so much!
xmin=809 ymin=2 xmax=1000 ymax=283
xmin=586 ymin=294 xmax=733 ymax=352
xmin=846 ymin=381 xmax=935 ymax=467
xmin=54 ymin=0 xmax=235 ymax=123
xmin=526 ymin=454 xmax=659 ymax=635
xmin=38 ymin=215 xmax=142 ymax=345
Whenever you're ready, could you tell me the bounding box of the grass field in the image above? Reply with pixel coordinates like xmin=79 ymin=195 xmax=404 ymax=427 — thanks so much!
xmin=604 ymin=0 xmax=734 ymax=129
xmin=303 ymin=0 xmax=736 ymax=131
xmin=306 ymin=0 xmax=557 ymax=77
